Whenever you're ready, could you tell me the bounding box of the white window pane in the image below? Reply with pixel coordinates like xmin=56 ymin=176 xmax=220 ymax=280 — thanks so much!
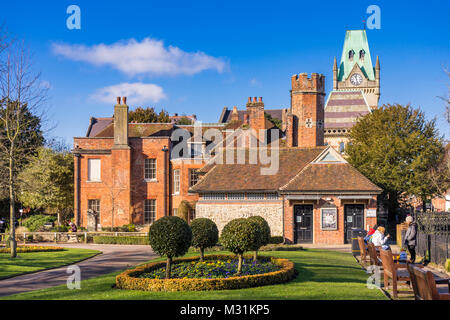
xmin=88 ymin=159 xmax=101 ymax=181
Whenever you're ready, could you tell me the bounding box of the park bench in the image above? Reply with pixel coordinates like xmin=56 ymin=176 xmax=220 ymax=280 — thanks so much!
xmin=357 ymin=237 xmax=370 ymax=266
xmin=367 ymin=242 xmax=382 ymax=267
xmin=407 ymin=263 xmax=450 ymax=300
xmin=379 ymin=248 xmax=412 ymax=298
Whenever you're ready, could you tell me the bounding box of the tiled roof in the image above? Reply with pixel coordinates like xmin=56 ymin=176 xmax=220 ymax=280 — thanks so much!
xmin=280 ymin=163 xmax=382 ymax=192
xmin=190 ymin=147 xmax=325 ymax=192
xmin=220 ymin=108 xmax=284 ymax=123
xmin=86 ymin=117 xmax=113 ymax=137
xmin=94 ymin=123 xmax=174 ymax=138
xmin=324 ymin=90 xmax=371 ymax=129
xmin=192 ymin=146 xmax=382 ymax=194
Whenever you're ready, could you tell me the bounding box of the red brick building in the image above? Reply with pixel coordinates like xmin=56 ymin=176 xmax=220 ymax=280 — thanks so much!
xmin=73 ymin=97 xmax=225 ymax=231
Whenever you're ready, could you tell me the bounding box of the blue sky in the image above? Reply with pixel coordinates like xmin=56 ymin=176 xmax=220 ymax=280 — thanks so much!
xmin=1 ymin=0 xmax=449 ymax=143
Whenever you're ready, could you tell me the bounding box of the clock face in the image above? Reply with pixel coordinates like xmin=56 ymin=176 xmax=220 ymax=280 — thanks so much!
xmin=350 ymin=73 xmax=363 ymax=86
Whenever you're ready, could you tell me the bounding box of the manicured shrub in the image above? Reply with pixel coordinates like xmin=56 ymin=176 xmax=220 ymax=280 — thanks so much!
xmin=190 ymin=218 xmax=219 ymax=261
xmin=148 ymin=216 xmax=192 ymax=279
xmin=23 ymin=214 xmax=56 ymax=232
xmin=220 ymin=218 xmax=260 ymax=275
xmin=93 ymin=236 xmax=149 ymax=245
xmin=115 ymin=254 xmax=295 ymax=291
xmin=269 ymin=236 xmax=284 ymax=244
xmin=176 ymin=200 xmax=192 ymax=222
xmin=247 ymin=216 xmax=271 ymax=261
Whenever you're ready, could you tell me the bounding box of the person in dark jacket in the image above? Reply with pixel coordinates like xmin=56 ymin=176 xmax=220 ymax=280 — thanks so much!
xmin=404 ymin=216 xmax=417 ymax=263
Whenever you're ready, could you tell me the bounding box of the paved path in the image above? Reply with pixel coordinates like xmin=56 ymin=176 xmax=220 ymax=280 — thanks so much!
xmin=0 ymin=243 xmax=156 ymax=297
xmin=300 ymin=243 xmax=352 ymax=252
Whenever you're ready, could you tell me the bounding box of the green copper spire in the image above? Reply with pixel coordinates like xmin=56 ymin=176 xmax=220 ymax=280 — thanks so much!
xmin=337 ymin=30 xmax=375 ymax=81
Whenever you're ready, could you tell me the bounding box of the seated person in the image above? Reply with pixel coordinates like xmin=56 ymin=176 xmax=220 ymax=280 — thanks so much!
xmin=371 ymin=226 xmax=390 ymax=247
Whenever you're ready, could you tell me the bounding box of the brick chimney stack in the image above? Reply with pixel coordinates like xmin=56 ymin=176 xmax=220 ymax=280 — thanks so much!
xmin=113 ymin=96 xmax=129 ymax=149
xmin=246 ymin=96 xmax=265 ymax=132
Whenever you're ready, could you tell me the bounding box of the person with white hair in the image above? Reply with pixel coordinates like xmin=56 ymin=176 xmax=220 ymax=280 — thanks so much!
xmin=404 ymin=215 xmax=417 ymax=263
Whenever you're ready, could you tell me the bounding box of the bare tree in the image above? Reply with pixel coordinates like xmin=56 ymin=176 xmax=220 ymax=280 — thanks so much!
xmin=104 ymin=168 xmax=128 ymax=230
xmin=0 ymin=39 xmax=47 ymax=258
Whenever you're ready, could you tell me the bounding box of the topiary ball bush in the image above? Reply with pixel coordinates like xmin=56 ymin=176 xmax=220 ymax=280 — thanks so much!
xmin=220 ymin=218 xmax=260 ymax=255
xmin=191 ymin=218 xmax=219 ymax=250
xmin=247 ymin=216 xmax=271 ymax=249
xmin=148 ymin=216 xmax=192 ymax=259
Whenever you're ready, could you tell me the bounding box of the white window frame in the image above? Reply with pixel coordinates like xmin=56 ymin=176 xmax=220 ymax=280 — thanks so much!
xmin=144 ymin=158 xmax=156 ymax=181
xmin=173 ymin=169 xmax=180 ymax=194
xmin=144 ymin=199 xmax=156 ymax=224
xmin=87 ymin=159 xmax=101 ymax=182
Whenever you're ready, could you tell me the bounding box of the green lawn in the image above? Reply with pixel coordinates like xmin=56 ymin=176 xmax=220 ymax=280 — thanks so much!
xmin=0 ymin=248 xmax=100 ymax=279
xmin=1 ymin=248 xmax=387 ymax=300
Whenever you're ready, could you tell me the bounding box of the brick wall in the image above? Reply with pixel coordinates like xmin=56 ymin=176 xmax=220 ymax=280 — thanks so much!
xmin=283 ymin=195 xmax=378 ymax=244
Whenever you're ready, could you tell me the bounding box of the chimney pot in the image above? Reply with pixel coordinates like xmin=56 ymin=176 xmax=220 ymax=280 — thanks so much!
xmin=122 ymin=96 xmax=127 ymax=105
xmin=258 ymin=97 xmax=262 ymax=102
xmin=253 ymin=97 xmax=257 ymax=102
xmin=116 ymin=97 xmax=121 ymax=105
xmin=248 ymin=97 xmax=251 ymax=103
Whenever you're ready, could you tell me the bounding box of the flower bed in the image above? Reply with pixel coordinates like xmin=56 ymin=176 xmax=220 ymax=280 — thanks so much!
xmin=139 ymin=258 xmax=279 ymax=279
xmin=116 ymin=254 xmax=295 ymax=291
xmin=0 ymin=245 xmax=65 ymax=253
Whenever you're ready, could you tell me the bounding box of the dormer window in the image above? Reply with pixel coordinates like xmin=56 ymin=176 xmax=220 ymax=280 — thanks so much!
xmin=359 ymin=49 xmax=365 ymax=60
xmin=348 ymin=50 xmax=355 ymax=61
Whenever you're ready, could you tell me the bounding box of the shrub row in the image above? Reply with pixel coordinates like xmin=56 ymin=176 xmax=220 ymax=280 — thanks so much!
xmin=116 ymin=254 xmax=295 ymax=292
xmin=268 ymin=236 xmax=284 ymax=244
xmin=0 ymin=245 xmax=65 ymax=253
xmin=93 ymin=236 xmax=149 ymax=245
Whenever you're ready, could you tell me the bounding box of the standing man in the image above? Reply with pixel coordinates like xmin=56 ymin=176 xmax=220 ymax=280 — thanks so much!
xmin=404 ymin=216 xmax=417 ymax=263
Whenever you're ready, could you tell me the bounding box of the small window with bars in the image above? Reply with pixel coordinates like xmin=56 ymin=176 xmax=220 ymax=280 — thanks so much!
xmin=144 ymin=158 xmax=156 ymax=180
xmin=144 ymin=199 xmax=156 ymax=224
xmin=173 ymin=169 xmax=180 ymax=194
xmin=189 ymin=169 xmax=199 ymax=187
xmin=266 ymin=193 xmax=279 ymax=200
xmin=203 ymin=193 xmax=226 ymax=200
xmin=247 ymin=193 xmax=265 ymax=200
xmin=228 ymin=193 xmax=245 ymax=200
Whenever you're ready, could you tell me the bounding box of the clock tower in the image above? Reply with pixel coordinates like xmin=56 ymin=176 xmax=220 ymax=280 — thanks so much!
xmin=324 ymin=30 xmax=380 ymax=153
xmin=332 ymin=30 xmax=380 ymax=110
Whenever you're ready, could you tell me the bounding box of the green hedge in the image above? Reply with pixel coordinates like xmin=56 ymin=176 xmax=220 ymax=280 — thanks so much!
xmin=269 ymin=236 xmax=284 ymax=244
xmin=446 ymin=259 xmax=450 ymax=272
xmin=116 ymin=254 xmax=295 ymax=291
xmin=23 ymin=215 xmax=57 ymax=232
xmin=93 ymin=236 xmax=149 ymax=245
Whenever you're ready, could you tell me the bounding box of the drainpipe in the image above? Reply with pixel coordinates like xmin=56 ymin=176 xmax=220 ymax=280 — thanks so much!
xmin=162 ymin=145 xmax=169 ymax=216
xmin=74 ymin=153 xmax=81 ymax=226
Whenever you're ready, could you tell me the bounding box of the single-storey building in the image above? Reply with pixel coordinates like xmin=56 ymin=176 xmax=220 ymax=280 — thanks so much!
xmin=190 ymin=146 xmax=382 ymax=244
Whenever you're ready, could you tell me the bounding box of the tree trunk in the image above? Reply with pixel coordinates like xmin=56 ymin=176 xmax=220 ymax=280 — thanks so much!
xmin=200 ymin=247 xmax=204 ymax=262
xmin=253 ymin=249 xmax=258 ymax=262
xmin=236 ymin=254 xmax=243 ymax=275
xmin=165 ymin=256 xmax=172 ymax=279
xmin=9 ymin=147 xmax=16 ymax=258
xmin=111 ymin=203 xmax=114 ymax=231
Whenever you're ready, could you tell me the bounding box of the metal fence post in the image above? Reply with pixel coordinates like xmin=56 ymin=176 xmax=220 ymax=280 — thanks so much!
xmin=84 ymin=232 xmax=87 ymax=244
xmin=23 ymin=232 xmax=26 ymax=244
